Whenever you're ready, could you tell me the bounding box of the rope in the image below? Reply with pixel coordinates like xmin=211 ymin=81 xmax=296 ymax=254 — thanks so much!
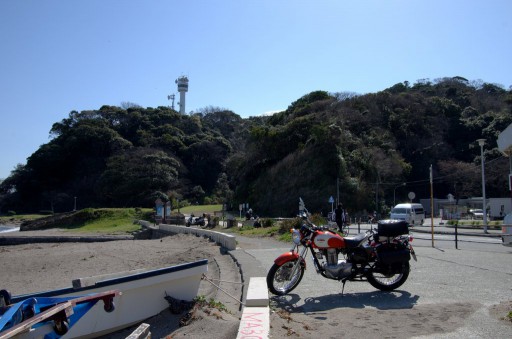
xmin=203 ymin=276 xmax=245 ymax=285
xmin=201 ymin=274 xmax=245 ymax=306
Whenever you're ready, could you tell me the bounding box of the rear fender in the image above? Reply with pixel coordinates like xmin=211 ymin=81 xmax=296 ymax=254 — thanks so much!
xmin=274 ymin=251 xmax=306 ymax=268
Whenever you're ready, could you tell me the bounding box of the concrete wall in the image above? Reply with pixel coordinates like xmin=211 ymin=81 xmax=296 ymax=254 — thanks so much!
xmin=156 ymin=223 xmax=237 ymax=251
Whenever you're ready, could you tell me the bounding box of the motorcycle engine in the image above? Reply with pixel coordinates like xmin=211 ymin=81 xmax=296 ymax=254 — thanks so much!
xmin=323 ymin=248 xmax=353 ymax=279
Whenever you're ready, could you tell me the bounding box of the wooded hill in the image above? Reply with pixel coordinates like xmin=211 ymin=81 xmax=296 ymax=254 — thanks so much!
xmin=1 ymin=77 xmax=511 ymax=217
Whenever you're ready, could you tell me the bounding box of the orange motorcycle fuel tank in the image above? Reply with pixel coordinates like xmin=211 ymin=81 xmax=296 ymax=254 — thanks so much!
xmin=312 ymin=231 xmax=345 ymax=249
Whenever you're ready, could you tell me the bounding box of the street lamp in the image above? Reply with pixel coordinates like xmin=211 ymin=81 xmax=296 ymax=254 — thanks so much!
xmin=393 ymin=183 xmax=406 ymax=206
xmin=476 ymin=139 xmax=488 ymax=234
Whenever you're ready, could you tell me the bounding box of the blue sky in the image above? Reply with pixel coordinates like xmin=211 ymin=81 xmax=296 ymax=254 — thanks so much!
xmin=1 ymin=0 xmax=511 ymax=179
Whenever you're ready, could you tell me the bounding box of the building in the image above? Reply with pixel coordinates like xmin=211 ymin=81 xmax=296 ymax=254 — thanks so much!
xmin=419 ymin=197 xmax=512 ymax=220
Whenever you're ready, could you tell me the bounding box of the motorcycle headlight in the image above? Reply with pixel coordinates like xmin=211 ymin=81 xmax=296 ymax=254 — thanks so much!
xmin=291 ymin=229 xmax=302 ymax=245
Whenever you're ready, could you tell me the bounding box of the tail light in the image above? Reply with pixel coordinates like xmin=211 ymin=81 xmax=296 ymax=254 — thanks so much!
xmin=408 ymin=235 xmax=414 ymax=242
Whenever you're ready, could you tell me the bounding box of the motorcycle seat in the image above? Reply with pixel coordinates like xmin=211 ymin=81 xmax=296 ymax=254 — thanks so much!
xmin=343 ymin=233 xmax=367 ymax=248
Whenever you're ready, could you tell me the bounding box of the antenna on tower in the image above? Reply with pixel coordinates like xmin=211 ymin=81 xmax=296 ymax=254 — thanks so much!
xmin=167 ymin=94 xmax=175 ymax=110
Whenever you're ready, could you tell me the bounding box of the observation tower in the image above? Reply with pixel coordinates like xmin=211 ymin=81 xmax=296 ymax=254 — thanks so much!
xmin=175 ymin=76 xmax=189 ymax=114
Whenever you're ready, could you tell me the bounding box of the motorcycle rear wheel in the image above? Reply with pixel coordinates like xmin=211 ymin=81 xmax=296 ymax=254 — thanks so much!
xmin=267 ymin=260 xmax=305 ymax=296
xmin=367 ymin=262 xmax=410 ymax=291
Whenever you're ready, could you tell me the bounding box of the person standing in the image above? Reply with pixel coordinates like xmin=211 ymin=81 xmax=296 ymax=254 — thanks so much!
xmin=334 ymin=203 xmax=346 ymax=232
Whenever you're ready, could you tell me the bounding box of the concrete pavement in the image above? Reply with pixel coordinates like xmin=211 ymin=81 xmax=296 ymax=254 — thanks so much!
xmin=228 ymin=221 xmax=511 ymax=338
xmin=230 ymin=230 xmax=512 ymax=339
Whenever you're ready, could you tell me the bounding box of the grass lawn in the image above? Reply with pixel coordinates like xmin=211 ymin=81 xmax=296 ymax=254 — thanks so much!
xmin=179 ymin=204 xmax=223 ymax=215
xmin=0 ymin=214 xmax=47 ymax=223
xmin=1 ymin=205 xmax=293 ymax=241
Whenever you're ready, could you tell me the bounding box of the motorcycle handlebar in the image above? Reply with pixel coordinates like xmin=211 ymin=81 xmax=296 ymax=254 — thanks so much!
xmin=299 ymin=219 xmax=325 ymax=235
xmin=300 ymin=224 xmax=312 ymax=235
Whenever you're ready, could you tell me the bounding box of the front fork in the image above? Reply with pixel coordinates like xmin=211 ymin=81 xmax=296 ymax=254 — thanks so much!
xmin=290 ymin=244 xmax=324 ymax=276
xmin=273 ymin=244 xmax=311 ymax=281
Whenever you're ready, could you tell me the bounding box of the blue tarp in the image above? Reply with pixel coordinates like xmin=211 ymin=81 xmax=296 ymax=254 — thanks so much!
xmin=0 ymin=295 xmax=98 ymax=338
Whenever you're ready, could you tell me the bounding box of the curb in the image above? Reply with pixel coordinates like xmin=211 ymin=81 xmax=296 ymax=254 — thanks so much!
xmin=236 ymin=278 xmax=270 ymax=339
xmin=227 ymin=248 xmax=268 ymax=310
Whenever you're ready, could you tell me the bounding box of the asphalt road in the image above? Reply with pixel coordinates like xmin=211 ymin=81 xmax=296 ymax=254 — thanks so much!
xmin=233 ymin=223 xmax=512 ymax=338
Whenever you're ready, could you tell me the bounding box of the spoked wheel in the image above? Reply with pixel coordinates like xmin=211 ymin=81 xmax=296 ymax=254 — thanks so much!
xmin=367 ymin=262 xmax=410 ymax=291
xmin=266 ymin=259 xmax=305 ymax=296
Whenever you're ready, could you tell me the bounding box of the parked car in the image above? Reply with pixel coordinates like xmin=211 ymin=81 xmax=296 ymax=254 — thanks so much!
xmin=469 ymin=209 xmax=484 ymax=219
xmin=390 ymin=203 xmax=424 ymax=226
xmin=468 ymin=209 xmax=490 ymax=220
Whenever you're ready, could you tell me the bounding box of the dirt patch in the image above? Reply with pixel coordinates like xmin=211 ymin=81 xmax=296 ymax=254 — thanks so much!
xmin=489 ymin=300 xmax=512 ymax=326
xmin=267 ymin=301 xmax=481 ymax=338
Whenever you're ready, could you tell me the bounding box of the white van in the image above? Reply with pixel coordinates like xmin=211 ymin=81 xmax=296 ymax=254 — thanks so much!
xmin=390 ymin=203 xmax=424 ymax=226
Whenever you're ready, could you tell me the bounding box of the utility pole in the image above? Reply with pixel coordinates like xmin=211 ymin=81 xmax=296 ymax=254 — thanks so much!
xmin=477 ymin=139 xmax=488 ymax=233
xmin=430 ymin=164 xmax=435 ymax=247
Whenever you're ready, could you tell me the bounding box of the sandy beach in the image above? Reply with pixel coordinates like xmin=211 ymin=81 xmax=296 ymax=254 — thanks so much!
xmin=0 ymin=229 xmax=243 ymax=338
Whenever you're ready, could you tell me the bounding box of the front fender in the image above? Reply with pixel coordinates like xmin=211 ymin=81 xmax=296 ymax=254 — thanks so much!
xmin=274 ymin=251 xmax=306 ymax=268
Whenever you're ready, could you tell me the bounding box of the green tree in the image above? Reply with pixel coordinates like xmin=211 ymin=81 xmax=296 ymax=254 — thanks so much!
xmin=98 ymin=148 xmax=180 ymax=206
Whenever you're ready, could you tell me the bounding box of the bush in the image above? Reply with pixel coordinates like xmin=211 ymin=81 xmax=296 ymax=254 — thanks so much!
xmin=278 ymin=218 xmax=302 ymax=234
xmin=261 ymin=218 xmax=275 ymax=228
xmin=211 ymin=216 xmax=220 ymax=227
xmin=7 ymin=210 xmax=16 ymax=216
xmin=310 ymin=213 xmax=327 ymax=225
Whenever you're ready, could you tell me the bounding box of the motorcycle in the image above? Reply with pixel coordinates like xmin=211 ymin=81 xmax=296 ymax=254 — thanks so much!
xmin=186 ymin=215 xmax=206 ymax=227
xmin=267 ymin=201 xmax=417 ymax=296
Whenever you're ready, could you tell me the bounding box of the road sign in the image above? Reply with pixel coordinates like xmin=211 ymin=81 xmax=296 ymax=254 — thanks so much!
xmin=328 ymin=196 xmax=334 ymax=203
xmin=408 ymin=192 xmax=416 ymax=201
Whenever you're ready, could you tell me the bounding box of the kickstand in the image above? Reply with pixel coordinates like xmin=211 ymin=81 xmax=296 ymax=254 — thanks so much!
xmin=341 ymin=279 xmax=346 ymax=296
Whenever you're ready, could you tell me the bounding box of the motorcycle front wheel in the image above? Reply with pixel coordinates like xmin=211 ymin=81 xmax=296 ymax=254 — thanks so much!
xmin=266 ymin=260 xmax=305 ymax=296
xmin=367 ymin=262 xmax=410 ymax=291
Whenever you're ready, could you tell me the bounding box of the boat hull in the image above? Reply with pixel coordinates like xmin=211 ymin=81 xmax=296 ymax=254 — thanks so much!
xmin=10 ymin=259 xmax=208 ymax=339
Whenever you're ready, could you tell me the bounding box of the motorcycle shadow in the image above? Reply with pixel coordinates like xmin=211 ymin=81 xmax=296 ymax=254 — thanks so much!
xmin=271 ymin=290 xmax=419 ymax=314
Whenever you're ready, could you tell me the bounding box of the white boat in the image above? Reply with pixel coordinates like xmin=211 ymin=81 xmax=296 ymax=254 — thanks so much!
xmin=3 ymin=259 xmax=208 ymax=338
